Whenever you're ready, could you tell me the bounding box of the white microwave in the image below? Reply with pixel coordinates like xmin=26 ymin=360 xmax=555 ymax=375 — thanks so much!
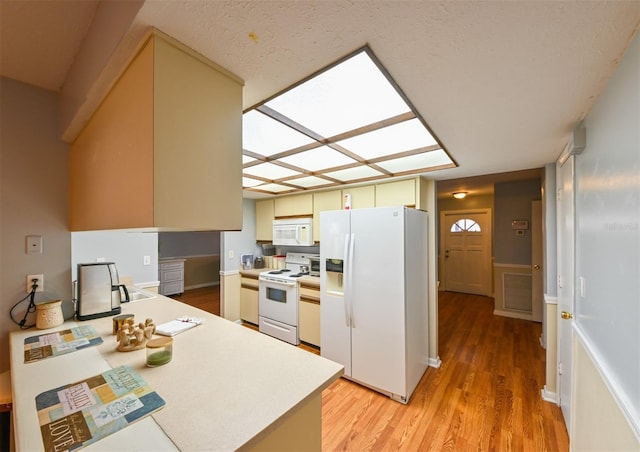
xmin=272 ymin=218 xmax=314 ymax=246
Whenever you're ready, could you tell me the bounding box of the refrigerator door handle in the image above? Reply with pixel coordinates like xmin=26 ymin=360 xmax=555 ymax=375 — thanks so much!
xmin=348 ymin=232 xmax=356 ymax=328
xmin=342 ymin=233 xmax=351 ymax=327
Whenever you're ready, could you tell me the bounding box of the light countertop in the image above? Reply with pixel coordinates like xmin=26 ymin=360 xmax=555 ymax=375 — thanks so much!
xmin=9 ymin=292 xmax=343 ymax=451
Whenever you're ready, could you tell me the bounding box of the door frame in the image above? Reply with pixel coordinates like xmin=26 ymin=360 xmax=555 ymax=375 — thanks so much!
xmin=556 ymin=155 xmax=576 ymax=436
xmin=439 ymin=208 xmax=492 ymax=296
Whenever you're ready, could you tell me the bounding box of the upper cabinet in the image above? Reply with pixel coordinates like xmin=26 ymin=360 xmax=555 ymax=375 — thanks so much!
xmin=274 ymin=194 xmax=313 ymax=218
xmin=375 ymin=179 xmax=416 ymax=208
xmin=70 ymin=31 xmax=244 ymax=231
xmin=312 ymin=190 xmax=342 ymax=242
xmin=255 ymin=199 xmax=275 ymax=242
xmin=342 ymin=185 xmax=375 ymax=210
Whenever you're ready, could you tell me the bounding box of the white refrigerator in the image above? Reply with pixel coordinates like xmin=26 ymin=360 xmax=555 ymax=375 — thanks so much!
xmin=320 ymin=206 xmax=429 ymax=404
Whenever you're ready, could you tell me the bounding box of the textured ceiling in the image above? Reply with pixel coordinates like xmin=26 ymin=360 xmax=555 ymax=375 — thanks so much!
xmin=2 ymin=1 xmax=639 ymax=196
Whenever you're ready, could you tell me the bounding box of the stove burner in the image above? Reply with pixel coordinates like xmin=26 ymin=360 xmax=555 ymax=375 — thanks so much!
xmin=268 ymin=270 xmax=283 ymax=274
xmin=280 ymin=269 xmax=292 ymax=272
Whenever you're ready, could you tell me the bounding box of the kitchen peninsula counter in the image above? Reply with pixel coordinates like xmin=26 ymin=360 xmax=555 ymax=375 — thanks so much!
xmin=9 ymin=293 xmax=343 ymax=451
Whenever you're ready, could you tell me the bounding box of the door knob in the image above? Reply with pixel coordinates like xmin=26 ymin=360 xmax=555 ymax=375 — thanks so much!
xmin=534 ymin=264 xmax=541 ymax=270
xmin=561 ymin=311 xmax=573 ymax=320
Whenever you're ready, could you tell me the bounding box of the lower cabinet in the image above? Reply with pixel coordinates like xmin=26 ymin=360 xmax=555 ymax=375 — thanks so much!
xmin=159 ymin=259 xmax=185 ymax=296
xmin=240 ymin=275 xmax=259 ymax=325
xmin=299 ymin=280 xmax=320 ymax=347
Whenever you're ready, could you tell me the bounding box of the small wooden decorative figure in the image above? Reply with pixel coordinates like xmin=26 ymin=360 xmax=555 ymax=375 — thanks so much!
xmin=117 ymin=318 xmax=156 ymax=352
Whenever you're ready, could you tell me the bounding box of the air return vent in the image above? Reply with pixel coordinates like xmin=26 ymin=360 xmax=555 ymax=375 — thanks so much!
xmin=502 ymin=273 xmax=532 ymax=312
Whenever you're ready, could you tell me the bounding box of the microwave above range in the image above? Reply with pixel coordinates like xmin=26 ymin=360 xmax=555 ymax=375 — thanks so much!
xmin=272 ymin=218 xmax=314 ymax=246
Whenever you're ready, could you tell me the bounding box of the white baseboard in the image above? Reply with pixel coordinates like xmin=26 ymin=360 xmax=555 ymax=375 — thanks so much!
xmin=428 ymin=357 xmax=442 ymax=368
xmin=541 ymin=386 xmax=559 ymax=404
xmin=493 ymin=309 xmax=533 ymax=321
xmin=136 ymin=280 xmax=160 ymax=289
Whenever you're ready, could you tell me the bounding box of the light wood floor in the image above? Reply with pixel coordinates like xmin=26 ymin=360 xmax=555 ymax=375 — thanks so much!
xmin=174 ymin=287 xmax=569 ymax=451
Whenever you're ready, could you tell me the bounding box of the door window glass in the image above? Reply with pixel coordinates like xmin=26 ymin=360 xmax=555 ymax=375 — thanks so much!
xmin=451 ymin=219 xmax=481 ymax=232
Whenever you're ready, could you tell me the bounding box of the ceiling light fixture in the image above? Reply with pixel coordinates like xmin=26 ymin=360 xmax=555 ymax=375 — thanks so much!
xmin=452 ymin=192 xmax=467 ymax=199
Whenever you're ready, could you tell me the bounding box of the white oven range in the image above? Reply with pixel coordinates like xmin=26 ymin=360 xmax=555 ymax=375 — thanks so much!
xmin=258 ymin=252 xmax=317 ymax=345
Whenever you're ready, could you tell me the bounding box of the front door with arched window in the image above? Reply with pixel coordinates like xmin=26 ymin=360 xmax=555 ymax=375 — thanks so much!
xmin=440 ymin=209 xmax=492 ymax=296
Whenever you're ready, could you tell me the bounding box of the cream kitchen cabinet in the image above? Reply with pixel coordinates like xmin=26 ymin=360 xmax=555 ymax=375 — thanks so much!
xmin=255 ymin=199 xmax=275 ymax=241
xmin=159 ymin=259 xmax=185 ymax=296
xmin=375 ymin=179 xmax=416 ymax=207
xmin=299 ymin=278 xmax=321 ymax=347
xmin=274 ymin=193 xmax=313 ymax=217
xmin=70 ymin=30 xmax=243 ymax=231
xmin=312 ymin=190 xmax=342 ymax=242
xmin=240 ymin=273 xmax=259 ymax=325
xmin=342 ymin=185 xmax=375 ymax=209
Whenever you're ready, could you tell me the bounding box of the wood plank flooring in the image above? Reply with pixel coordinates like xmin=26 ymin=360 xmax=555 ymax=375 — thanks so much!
xmin=173 ymin=287 xmax=569 ymax=451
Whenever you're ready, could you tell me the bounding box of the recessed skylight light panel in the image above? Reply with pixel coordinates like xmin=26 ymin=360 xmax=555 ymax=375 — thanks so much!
xmin=337 ymin=118 xmax=439 ymax=160
xmin=279 ymin=146 xmax=357 ymax=171
xmin=243 ymin=110 xmax=314 ymax=157
xmin=265 ymin=51 xmax=410 ymax=139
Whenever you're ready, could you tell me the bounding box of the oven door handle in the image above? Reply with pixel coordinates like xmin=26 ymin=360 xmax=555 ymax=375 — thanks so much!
xmin=259 ymin=277 xmax=297 ymax=287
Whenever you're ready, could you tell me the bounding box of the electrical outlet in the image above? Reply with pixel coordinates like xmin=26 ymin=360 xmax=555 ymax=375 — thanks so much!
xmin=143 ymin=255 xmax=151 ymax=266
xmin=26 ymin=274 xmax=44 ymax=293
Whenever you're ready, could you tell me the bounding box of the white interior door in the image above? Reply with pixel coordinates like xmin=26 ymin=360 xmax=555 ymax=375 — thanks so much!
xmin=441 ymin=209 xmax=492 ymax=296
xmin=557 ymin=156 xmax=575 ymax=432
xmin=531 ymin=200 xmax=543 ymax=322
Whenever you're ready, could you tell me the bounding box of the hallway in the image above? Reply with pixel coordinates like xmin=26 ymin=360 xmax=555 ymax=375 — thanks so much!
xmin=321 ymin=291 xmax=569 ymax=450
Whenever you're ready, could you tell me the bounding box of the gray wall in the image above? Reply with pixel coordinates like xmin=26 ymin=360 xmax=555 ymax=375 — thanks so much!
xmin=574 ymin=29 xmax=640 ymax=429
xmin=0 ymin=78 xmax=72 ymax=373
xmin=220 ymin=199 xmax=262 ymax=272
xmin=493 ymin=179 xmax=542 ymax=265
xmin=71 ymin=231 xmax=159 ymax=285
xmin=159 ymin=231 xmax=220 ymax=258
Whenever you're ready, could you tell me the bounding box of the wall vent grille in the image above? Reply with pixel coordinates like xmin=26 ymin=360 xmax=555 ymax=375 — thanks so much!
xmin=503 ymin=273 xmax=532 ymax=312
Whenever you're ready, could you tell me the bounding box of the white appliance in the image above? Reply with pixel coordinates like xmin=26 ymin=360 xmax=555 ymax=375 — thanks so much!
xmin=258 ymin=253 xmax=315 ymax=345
xmin=272 ymin=218 xmax=314 ymax=246
xmin=320 ymin=206 xmax=429 ymax=404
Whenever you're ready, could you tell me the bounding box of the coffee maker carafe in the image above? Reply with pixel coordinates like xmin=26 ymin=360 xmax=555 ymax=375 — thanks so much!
xmin=76 ymin=262 xmax=129 ymax=320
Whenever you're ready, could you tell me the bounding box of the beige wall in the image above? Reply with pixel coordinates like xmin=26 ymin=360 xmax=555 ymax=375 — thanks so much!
xmin=183 ymin=255 xmax=221 ymax=289
xmin=438 ymin=193 xmax=493 ymax=212
xmin=572 ymin=337 xmax=639 ymax=451
xmin=0 ymin=78 xmax=72 ymax=373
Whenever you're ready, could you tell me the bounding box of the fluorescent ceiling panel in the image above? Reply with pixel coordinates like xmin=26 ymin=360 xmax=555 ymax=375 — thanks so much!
xmin=242 ymin=155 xmax=256 ymax=164
xmin=243 ymin=110 xmax=314 ymax=156
xmin=265 ymin=51 xmax=410 ymax=138
xmin=242 ymin=46 xmax=456 ymax=195
xmin=285 ymin=176 xmax=333 ymax=188
xmin=253 ymin=183 xmax=293 ymax=193
xmin=242 ymin=176 xmax=264 ymax=188
xmin=375 ymin=149 xmax=454 ymax=173
xmin=243 ymin=162 xmax=301 ymax=180
xmin=324 ymin=165 xmax=384 ymax=182
xmin=337 ymin=118 xmax=439 ymax=160
xmin=278 ymin=146 xmax=357 ymax=171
